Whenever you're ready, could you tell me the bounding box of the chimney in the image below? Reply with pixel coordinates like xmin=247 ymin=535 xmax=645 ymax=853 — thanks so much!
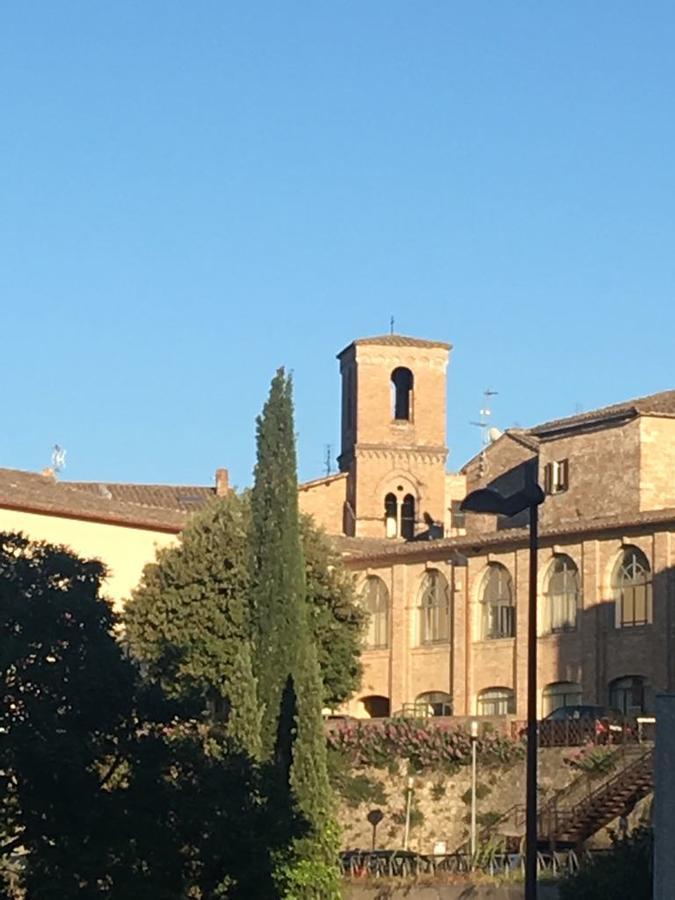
xmin=215 ymin=468 xmax=229 ymax=496
xmin=41 ymin=467 xmax=56 ymax=480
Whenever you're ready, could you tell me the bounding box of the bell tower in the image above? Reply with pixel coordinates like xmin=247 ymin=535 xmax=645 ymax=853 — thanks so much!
xmin=337 ymin=334 xmax=451 ymax=538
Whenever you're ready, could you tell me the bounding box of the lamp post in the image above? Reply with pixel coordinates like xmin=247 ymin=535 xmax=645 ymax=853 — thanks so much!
xmin=470 ymin=719 xmax=479 ymax=861
xmin=461 ymin=473 xmax=544 ymax=900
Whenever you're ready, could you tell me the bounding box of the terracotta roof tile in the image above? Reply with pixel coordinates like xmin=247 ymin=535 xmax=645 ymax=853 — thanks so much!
xmin=68 ymin=481 xmax=214 ymax=512
xmin=531 ymin=389 xmax=675 ymax=436
xmin=337 ymin=334 xmax=451 ymax=357
xmin=343 ymin=507 xmax=675 ymax=567
xmin=0 ymin=468 xmax=188 ymax=532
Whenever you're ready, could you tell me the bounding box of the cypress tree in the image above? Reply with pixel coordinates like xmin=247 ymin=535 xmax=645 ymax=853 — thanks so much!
xmin=251 ymin=370 xmax=340 ymax=896
xmin=250 ymin=369 xmax=306 ymax=755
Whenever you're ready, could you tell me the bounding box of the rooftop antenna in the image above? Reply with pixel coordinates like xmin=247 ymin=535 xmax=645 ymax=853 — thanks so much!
xmin=470 ymin=389 xmax=498 ymax=475
xmin=390 ymin=315 xmax=395 ymax=335
xmin=51 ymin=444 xmax=67 ymax=474
xmin=324 ymin=444 xmax=333 ymax=478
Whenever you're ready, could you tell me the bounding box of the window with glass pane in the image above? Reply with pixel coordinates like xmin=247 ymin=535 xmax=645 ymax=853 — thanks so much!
xmin=416 ymin=691 xmax=453 ymax=716
xmin=542 ymin=681 xmax=582 ymax=716
xmin=613 ymin=548 xmax=652 ymax=627
xmin=609 ymin=675 xmax=647 ymax=715
xmin=481 ymin=564 xmax=515 ymax=639
xmin=418 ymin=570 xmax=450 ymax=644
xmin=477 ymin=687 xmax=515 ymax=716
xmin=544 ymin=556 xmax=579 ymax=634
xmin=363 ymin=576 xmax=389 ymax=649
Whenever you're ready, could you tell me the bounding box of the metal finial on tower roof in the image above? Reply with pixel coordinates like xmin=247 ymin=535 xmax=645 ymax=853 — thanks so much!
xmin=390 ymin=315 xmax=395 ymax=334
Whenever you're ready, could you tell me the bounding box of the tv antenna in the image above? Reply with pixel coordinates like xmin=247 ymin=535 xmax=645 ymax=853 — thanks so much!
xmin=470 ymin=390 xmax=498 ymax=475
xmin=51 ymin=444 xmax=67 ymax=474
xmin=390 ymin=315 xmax=395 ymax=334
xmin=324 ymin=444 xmax=333 ymax=478
xmin=470 ymin=389 xmax=499 ymax=448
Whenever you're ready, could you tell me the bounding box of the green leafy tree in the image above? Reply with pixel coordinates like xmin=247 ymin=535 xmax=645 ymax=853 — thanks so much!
xmin=125 ymin=495 xmax=261 ymax=757
xmin=0 ymin=532 xmax=135 ymax=899
xmin=300 ymin=515 xmax=364 ymax=708
xmin=251 ymin=369 xmax=340 ymax=898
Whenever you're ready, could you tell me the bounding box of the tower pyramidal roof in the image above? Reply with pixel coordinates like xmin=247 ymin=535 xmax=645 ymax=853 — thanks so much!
xmin=337 ymin=333 xmax=452 ymax=358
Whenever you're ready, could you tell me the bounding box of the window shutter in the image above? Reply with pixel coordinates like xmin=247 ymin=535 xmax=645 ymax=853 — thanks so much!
xmin=559 ymin=458 xmax=569 ymax=490
xmin=543 ymin=462 xmax=553 ymax=494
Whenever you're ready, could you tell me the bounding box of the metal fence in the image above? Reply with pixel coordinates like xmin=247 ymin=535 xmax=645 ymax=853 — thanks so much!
xmin=339 ymin=847 xmax=594 ymax=879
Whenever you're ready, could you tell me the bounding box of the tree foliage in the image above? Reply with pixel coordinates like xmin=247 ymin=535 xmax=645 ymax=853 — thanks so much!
xmin=0 ymin=533 xmax=135 ymax=897
xmin=250 ymin=369 xmax=341 ymax=897
xmin=124 ymin=494 xmax=260 ymax=756
xmin=559 ymin=825 xmax=652 ymax=899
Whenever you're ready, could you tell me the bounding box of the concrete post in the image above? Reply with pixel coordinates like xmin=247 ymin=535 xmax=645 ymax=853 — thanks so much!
xmin=653 ymin=693 xmax=675 ymax=898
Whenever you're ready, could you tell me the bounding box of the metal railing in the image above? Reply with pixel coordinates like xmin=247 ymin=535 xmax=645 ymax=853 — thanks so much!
xmin=340 ymin=847 xmax=594 ymax=879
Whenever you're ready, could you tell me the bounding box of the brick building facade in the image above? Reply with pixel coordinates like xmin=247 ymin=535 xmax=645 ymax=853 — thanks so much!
xmin=298 ymin=334 xmax=675 ymax=722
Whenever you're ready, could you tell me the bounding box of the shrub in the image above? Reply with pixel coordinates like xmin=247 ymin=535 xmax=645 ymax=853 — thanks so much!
xmin=327 ymin=721 xmax=523 ymax=772
xmin=461 ymin=782 xmax=492 ymax=805
xmin=565 ymin=745 xmax=617 ymax=778
xmin=430 ymin=781 xmax=446 ymax=801
xmin=559 ymin=826 xmax=652 ymax=900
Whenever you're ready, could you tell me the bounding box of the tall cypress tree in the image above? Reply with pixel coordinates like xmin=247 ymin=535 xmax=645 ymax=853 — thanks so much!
xmin=250 ymin=369 xmax=305 ymax=755
xmin=251 ymin=370 xmax=340 ymax=897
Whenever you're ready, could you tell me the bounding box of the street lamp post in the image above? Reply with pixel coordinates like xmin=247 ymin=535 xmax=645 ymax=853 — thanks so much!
xmin=461 ymin=474 xmax=544 ymax=900
xmin=470 ymin=719 xmax=479 ymax=861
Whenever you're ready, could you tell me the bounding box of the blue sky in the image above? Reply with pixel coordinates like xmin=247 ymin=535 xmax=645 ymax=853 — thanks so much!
xmin=2 ymin=3 xmax=674 ymax=488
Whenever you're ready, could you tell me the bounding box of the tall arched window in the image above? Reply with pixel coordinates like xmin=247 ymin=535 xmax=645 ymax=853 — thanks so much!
xmin=609 ymin=675 xmax=648 ymax=715
xmin=418 ymin=570 xmax=451 ymax=644
xmin=612 ymin=547 xmax=652 ymax=628
xmin=477 ymin=687 xmax=515 ymax=716
xmin=416 ymin=691 xmax=453 ymax=716
xmin=542 ymin=681 xmax=582 ymax=717
xmin=391 ymin=367 xmax=414 ymax=420
xmin=480 ymin=563 xmax=515 ymax=640
xmin=543 ymin=555 xmax=579 ymax=634
xmin=384 ymin=493 xmax=398 ymax=538
xmin=401 ymin=494 xmax=415 ymax=540
xmin=363 ymin=576 xmax=389 ymax=650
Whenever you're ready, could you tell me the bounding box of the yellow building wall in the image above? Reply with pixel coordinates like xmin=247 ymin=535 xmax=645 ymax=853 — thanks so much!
xmin=0 ymin=508 xmax=177 ymax=610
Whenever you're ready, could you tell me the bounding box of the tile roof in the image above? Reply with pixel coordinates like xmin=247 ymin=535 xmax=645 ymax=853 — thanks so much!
xmin=0 ymin=468 xmax=188 ymax=532
xmin=337 ymin=334 xmax=451 ymax=357
xmin=531 ymin=389 xmax=675 ymax=436
xmin=68 ymin=481 xmax=214 ymax=512
xmin=343 ymin=506 xmax=675 ymax=567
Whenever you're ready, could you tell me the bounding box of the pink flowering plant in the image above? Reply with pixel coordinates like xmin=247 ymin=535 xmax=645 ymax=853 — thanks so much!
xmin=327 ymin=720 xmax=523 ymax=772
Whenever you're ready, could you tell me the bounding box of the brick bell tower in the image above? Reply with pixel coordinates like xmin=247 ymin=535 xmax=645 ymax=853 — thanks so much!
xmin=336 ymin=334 xmax=451 ymax=539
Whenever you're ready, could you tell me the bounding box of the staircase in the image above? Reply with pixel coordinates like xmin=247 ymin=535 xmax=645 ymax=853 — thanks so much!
xmin=537 ymin=746 xmax=654 ymax=846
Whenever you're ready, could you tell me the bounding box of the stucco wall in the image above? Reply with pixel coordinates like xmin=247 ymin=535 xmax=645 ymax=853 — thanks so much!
xmin=0 ymin=508 xmax=176 ymax=609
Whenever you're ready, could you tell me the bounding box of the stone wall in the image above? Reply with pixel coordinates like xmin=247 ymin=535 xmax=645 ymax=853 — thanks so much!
xmin=338 ymin=748 xmax=572 ymax=856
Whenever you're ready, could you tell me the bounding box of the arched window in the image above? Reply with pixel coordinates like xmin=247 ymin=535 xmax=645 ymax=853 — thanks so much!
xmin=543 ymin=555 xmax=579 ymax=634
xmin=401 ymin=494 xmax=415 ymax=540
xmin=609 ymin=675 xmax=648 ymax=715
xmin=384 ymin=493 xmax=397 ymax=538
xmin=418 ymin=570 xmax=451 ymax=644
xmin=612 ymin=547 xmax=652 ymax=628
xmin=363 ymin=576 xmax=389 ymax=650
xmin=416 ymin=691 xmax=452 ymax=716
xmin=359 ymin=695 xmax=390 ymax=718
xmin=391 ymin=367 xmax=414 ymax=420
xmin=542 ymin=681 xmax=582 ymax=717
xmin=480 ymin=563 xmax=515 ymax=640
xmin=477 ymin=687 xmax=515 ymax=716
